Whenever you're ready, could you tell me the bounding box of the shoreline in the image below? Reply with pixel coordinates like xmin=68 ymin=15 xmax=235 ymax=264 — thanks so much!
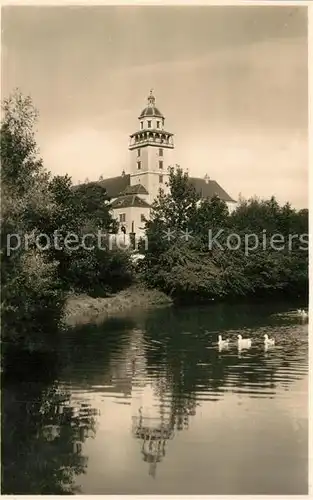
xmin=63 ymin=285 xmax=172 ymax=327
xmin=62 ymin=283 xmax=307 ymax=329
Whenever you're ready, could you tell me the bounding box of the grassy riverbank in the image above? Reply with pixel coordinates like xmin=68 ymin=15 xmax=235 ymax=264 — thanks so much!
xmin=63 ymin=285 xmax=172 ymax=327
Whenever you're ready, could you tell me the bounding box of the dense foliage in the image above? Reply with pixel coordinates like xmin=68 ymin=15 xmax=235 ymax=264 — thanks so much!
xmin=46 ymin=176 xmax=132 ymax=296
xmin=1 ymin=92 xmax=133 ymax=352
xmin=1 ymin=93 xmax=65 ymax=350
xmin=142 ymin=166 xmax=308 ymax=303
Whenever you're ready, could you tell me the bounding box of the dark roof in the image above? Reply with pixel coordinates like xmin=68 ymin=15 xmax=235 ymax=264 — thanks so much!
xmin=98 ymin=175 xmax=130 ymax=198
xmin=77 ymin=174 xmax=235 ymax=203
xmin=190 ymin=177 xmax=236 ymax=203
xmin=139 ymin=106 xmax=164 ymax=119
xmin=111 ymin=194 xmax=151 ymax=209
xmin=121 ymin=184 xmax=149 ymax=195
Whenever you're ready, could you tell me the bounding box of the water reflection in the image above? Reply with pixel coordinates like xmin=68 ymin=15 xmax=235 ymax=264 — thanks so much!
xmin=264 ymin=342 xmax=275 ymax=354
xmin=129 ymin=332 xmax=173 ymax=478
xmin=2 ymin=352 xmax=98 ymax=494
xmin=2 ymin=303 xmax=308 ymax=494
xmin=132 ymin=403 xmax=174 ymax=478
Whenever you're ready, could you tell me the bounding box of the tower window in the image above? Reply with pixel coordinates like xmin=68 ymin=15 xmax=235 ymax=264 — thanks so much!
xmin=119 ymin=213 xmax=126 ymax=223
xmin=159 ymin=175 xmax=163 ymax=183
xmin=159 ymin=161 xmax=163 ymax=169
xmin=140 ymin=122 xmax=143 ymax=130
xmin=137 ymin=149 xmax=141 ymax=157
xmin=147 ymin=121 xmax=151 ymax=128
xmin=159 ymin=148 xmax=163 ymax=156
xmin=156 ymin=121 xmax=160 ymax=128
xmin=137 ymin=161 xmax=141 ymax=170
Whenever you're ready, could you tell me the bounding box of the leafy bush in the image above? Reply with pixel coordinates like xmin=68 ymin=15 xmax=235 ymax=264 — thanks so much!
xmin=142 ymin=166 xmax=308 ymax=303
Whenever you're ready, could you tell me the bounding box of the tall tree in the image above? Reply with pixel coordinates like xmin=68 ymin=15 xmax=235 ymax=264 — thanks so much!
xmin=1 ymin=91 xmax=64 ymax=349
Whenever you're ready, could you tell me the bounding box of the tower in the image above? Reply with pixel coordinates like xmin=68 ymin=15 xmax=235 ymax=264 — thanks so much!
xmin=129 ymin=91 xmax=174 ymax=205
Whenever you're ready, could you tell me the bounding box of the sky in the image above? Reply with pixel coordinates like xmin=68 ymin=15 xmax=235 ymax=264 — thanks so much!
xmin=1 ymin=5 xmax=308 ymax=208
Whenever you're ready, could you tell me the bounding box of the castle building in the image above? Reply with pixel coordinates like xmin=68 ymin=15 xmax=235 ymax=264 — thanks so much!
xmin=97 ymin=91 xmax=236 ymax=238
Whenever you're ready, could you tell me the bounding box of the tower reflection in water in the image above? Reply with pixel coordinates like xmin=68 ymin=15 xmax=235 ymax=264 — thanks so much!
xmin=129 ymin=328 xmax=197 ymax=478
xmin=132 ymin=397 xmax=174 ymax=478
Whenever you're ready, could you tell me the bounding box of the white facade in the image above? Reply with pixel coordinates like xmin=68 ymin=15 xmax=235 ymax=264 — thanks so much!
xmin=113 ymin=204 xmax=150 ymax=240
xmin=226 ymin=201 xmax=238 ymax=214
xmin=129 ymin=146 xmax=173 ymax=205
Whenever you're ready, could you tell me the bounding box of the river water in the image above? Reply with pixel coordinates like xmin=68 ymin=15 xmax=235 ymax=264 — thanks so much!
xmin=2 ymin=302 xmax=308 ymax=495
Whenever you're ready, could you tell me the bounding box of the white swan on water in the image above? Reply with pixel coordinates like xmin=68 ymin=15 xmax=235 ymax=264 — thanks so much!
xmin=264 ymin=334 xmax=275 ymax=346
xmin=218 ymin=335 xmax=229 ymax=349
xmin=297 ymin=309 xmax=308 ymax=318
xmin=237 ymin=335 xmax=252 ymax=349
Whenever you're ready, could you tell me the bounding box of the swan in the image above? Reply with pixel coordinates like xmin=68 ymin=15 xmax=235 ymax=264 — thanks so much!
xmin=218 ymin=335 xmax=229 ymax=348
xmin=297 ymin=309 xmax=308 ymax=318
xmin=264 ymin=334 xmax=275 ymax=346
xmin=237 ymin=334 xmax=252 ymax=349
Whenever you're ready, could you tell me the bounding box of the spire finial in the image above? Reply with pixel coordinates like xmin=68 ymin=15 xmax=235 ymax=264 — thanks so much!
xmin=148 ymin=89 xmax=155 ymax=107
xmin=204 ymin=173 xmax=210 ymax=184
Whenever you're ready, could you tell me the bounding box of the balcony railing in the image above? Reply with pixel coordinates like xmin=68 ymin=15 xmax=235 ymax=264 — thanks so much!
xmin=129 ymin=132 xmax=174 ymax=149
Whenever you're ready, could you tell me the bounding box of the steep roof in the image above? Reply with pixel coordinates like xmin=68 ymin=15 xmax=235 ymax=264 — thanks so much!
xmin=121 ymin=184 xmax=149 ymax=195
xmin=76 ymin=174 xmax=235 ymax=203
xmin=98 ymin=174 xmax=130 ymax=198
xmin=111 ymin=194 xmax=151 ymax=209
xmin=189 ymin=177 xmax=236 ymax=203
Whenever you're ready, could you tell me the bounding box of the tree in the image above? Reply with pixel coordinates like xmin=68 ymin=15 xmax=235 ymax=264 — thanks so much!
xmin=144 ymin=165 xmax=199 ymax=264
xmin=148 ymin=165 xmax=199 ymax=233
xmin=191 ymin=195 xmax=229 ymax=250
xmin=142 ymin=165 xmax=308 ymax=303
xmin=230 ymin=195 xmax=281 ymax=234
xmin=1 ymin=91 xmax=64 ymax=350
xmin=61 ymin=181 xmax=130 ymax=295
xmin=74 ymin=182 xmax=118 ymax=232
xmin=1 ymin=92 xmax=44 ymax=197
